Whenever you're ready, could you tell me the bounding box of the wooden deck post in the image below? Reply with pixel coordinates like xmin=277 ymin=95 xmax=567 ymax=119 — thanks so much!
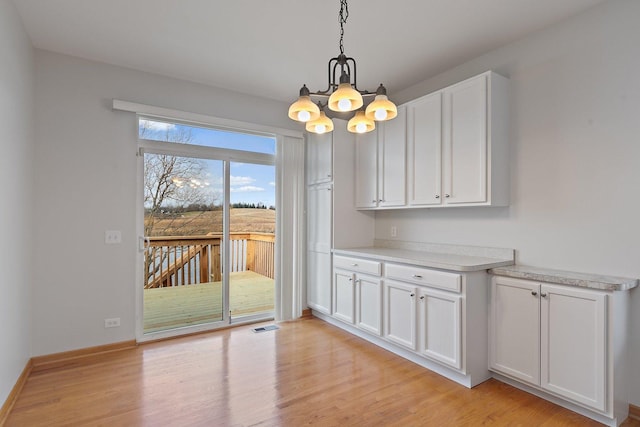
xmin=246 ymin=239 xmax=255 ymax=272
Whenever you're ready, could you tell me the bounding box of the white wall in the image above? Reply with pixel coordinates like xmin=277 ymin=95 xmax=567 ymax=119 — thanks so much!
xmin=378 ymin=0 xmax=640 ymax=405
xmin=32 ymin=50 xmax=297 ymax=356
xmin=0 ymin=0 xmax=35 ymax=406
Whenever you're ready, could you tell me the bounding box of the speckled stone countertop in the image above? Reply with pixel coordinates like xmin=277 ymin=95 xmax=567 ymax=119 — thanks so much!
xmin=489 ymin=265 xmax=638 ymax=292
xmin=333 ymin=241 xmax=515 ymax=272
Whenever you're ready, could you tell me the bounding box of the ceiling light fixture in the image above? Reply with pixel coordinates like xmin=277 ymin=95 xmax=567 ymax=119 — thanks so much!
xmin=288 ymin=0 xmax=397 ymax=134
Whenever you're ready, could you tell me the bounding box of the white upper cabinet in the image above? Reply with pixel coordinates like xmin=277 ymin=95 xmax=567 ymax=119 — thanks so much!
xmin=387 ymin=70 xmax=510 ymax=209
xmin=355 ymin=129 xmax=378 ymax=208
xmin=379 ymin=106 xmax=407 ymax=207
xmin=407 ymin=91 xmax=442 ymax=206
xmin=355 ymin=106 xmax=407 ymax=209
xmin=443 ymin=74 xmax=489 ymax=204
xmin=306 ymin=132 xmax=333 ymax=185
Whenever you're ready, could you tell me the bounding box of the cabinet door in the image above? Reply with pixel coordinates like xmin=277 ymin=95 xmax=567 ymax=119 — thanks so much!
xmin=384 ymin=280 xmax=417 ymax=350
xmin=355 ymin=131 xmax=378 ymax=208
xmin=333 ymin=270 xmax=355 ymax=323
xmin=489 ymin=277 xmax=540 ymax=385
xmin=407 ymin=92 xmax=442 ymax=206
xmin=378 ymin=106 xmax=406 ymax=207
xmin=307 ymin=251 xmax=331 ymax=314
xmin=540 ymin=284 xmax=606 ymax=411
xmin=307 ymin=132 xmax=333 ymax=185
xmin=418 ymin=288 xmax=462 ymax=370
xmin=356 ymin=275 xmax=382 ymax=336
xmin=443 ymin=74 xmax=487 ymax=204
xmin=306 ymin=184 xmax=332 ymax=253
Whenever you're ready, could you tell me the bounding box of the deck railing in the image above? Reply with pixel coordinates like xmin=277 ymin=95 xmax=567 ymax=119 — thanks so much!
xmin=144 ymin=232 xmax=275 ymax=289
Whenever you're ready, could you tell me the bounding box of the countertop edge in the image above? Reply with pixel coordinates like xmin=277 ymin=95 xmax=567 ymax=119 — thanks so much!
xmin=332 ymin=248 xmax=515 ymax=272
xmin=489 ymin=266 xmax=639 ymax=292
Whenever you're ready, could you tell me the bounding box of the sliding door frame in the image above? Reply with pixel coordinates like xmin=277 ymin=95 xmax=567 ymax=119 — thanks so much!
xmin=134 ymin=115 xmax=290 ymax=343
xmin=114 ymin=99 xmax=305 ymax=343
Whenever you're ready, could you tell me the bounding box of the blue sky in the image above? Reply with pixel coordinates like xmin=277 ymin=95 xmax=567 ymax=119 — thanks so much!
xmin=141 ymin=119 xmax=276 ymax=207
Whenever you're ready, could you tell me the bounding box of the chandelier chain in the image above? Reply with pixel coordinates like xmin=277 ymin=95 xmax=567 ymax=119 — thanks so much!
xmin=338 ymin=0 xmax=349 ymax=55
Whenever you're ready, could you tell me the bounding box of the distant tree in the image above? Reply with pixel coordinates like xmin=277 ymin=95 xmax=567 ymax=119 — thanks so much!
xmin=140 ymin=120 xmax=220 ymax=287
xmin=141 ymin=121 xmax=217 ymax=236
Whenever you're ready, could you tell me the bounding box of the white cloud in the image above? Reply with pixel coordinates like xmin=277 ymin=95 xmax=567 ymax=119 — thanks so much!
xmin=269 ymin=182 xmax=276 ymax=187
xmin=139 ymin=119 xmax=176 ymax=132
xmin=230 ymin=175 xmax=256 ymax=185
xmin=231 ymin=186 xmax=264 ymax=193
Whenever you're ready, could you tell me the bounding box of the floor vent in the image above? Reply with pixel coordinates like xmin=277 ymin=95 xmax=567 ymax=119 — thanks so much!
xmin=252 ymin=325 xmax=279 ymax=333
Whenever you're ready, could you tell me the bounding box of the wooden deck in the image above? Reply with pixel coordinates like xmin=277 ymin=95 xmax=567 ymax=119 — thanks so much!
xmin=143 ymin=271 xmax=274 ymax=333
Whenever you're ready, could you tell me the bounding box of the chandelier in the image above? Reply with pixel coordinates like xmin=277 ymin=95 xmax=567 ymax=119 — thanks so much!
xmin=288 ymin=0 xmax=397 ymax=134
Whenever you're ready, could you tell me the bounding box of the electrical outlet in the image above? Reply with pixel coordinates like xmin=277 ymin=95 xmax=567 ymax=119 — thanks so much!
xmin=105 ymin=230 xmax=122 ymax=244
xmin=391 ymin=226 xmax=398 ymax=237
xmin=104 ymin=318 xmax=121 ymax=328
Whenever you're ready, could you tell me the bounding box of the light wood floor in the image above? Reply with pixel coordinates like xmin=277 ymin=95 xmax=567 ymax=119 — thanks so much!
xmin=6 ymin=317 xmax=639 ymax=426
xmin=144 ymin=271 xmax=274 ymax=332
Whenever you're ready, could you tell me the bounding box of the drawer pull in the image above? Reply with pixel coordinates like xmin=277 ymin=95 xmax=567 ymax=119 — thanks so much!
xmin=540 ymin=292 xmax=547 ymax=298
xmin=410 ymin=293 xmax=415 ymax=297
xmin=412 ymin=274 xmax=423 ymax=279
xmin=420 ymin=295 xmax=425 ymax=300
xmin=531 ymin=291 xmax=538 ymax=296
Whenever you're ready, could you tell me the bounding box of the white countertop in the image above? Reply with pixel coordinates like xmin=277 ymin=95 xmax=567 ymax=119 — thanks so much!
xmin=332 ymin=247 xmax=515 ymax=272
xmin=490 ymin=265 xmax=638 ymax=292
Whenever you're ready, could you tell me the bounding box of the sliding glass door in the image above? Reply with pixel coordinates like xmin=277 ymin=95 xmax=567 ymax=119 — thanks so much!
xmin=142 ymin=153 xmax=225 ymax=333
xmin=228 ymin=162 xmax=276 ymax=321
xmin=138 ymin=118 xmax=276 ymax=336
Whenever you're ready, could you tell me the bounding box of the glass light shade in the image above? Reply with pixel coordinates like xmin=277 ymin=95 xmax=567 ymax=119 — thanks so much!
xmin=328 ymin=83 xmax=363 ymax=112
xmin=347 ymin=111 xmax=375 ymax=134
xmin=365 ymin=94 xmax=398 ymax=121
xmin=305 ymin=111 xmax=334 ymax=134
xmin=288 ymin=96 xmax=320 ymax=122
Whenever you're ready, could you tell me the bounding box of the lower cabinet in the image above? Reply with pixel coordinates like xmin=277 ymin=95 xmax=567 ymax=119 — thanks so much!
xmin=489 ymin=275 xmax=625 ymax=423
xmin=333 ymin=255 xmax=383 ymax=333
xmin=333 ymin=270 xmax=355 ymax=323
xmin=356 ymin=275 xmax=383 ymax=336
xmin=418 ymin=288 xmax=462 ymax=370
xmin=307 ymin=250 xmax=332 ymax=315
xmin=384 ymin=280 xmax=417 ymax=349
xmin=328 ymin=254 xmax=489 ymax=388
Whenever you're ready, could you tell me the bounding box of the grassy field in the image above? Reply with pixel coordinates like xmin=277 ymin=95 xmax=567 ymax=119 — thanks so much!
xmin=145 ymin=208 xmax=275 ymax=236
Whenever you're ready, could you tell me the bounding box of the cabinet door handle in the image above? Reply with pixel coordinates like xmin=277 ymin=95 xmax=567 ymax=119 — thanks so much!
xmin=540 ymin=292 xmax=548 ymax=298
xmin=531 ymin=291 xmax=538 ymax=296
xmin=327 ymin=174 xmax=332 ymax=177
xmin=378 ymin=199 xmax=384 ymax=202
xmin=371 ymin=199 xmax=377 ymax=204
xmin=419 ymin=295 xmax=425 ymax=300
xmin=355 ymin=279 xmax=361 ymax=284
xmin=348 ymin=277 xmax=352 ymax=282
xmin=410 ymin=293 xmax=415 ymax=297
xmin=445 ymin=194 xmax=451 ymax=198
xmin=412 ymin=274 xmax=423 ymax=279
xmin=435 ymin=195 xmax=440 ymax=199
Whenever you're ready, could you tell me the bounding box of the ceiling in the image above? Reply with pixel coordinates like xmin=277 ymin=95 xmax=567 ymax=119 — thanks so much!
xmin=12 ymin=0 xmax=607 ymax=103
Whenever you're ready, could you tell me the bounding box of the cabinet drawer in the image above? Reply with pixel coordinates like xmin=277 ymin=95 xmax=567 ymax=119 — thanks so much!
xmin=334 ymin=255 xmax=381 ymax=276
xmin=386 ymin=263 xmax=461 ymax=293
